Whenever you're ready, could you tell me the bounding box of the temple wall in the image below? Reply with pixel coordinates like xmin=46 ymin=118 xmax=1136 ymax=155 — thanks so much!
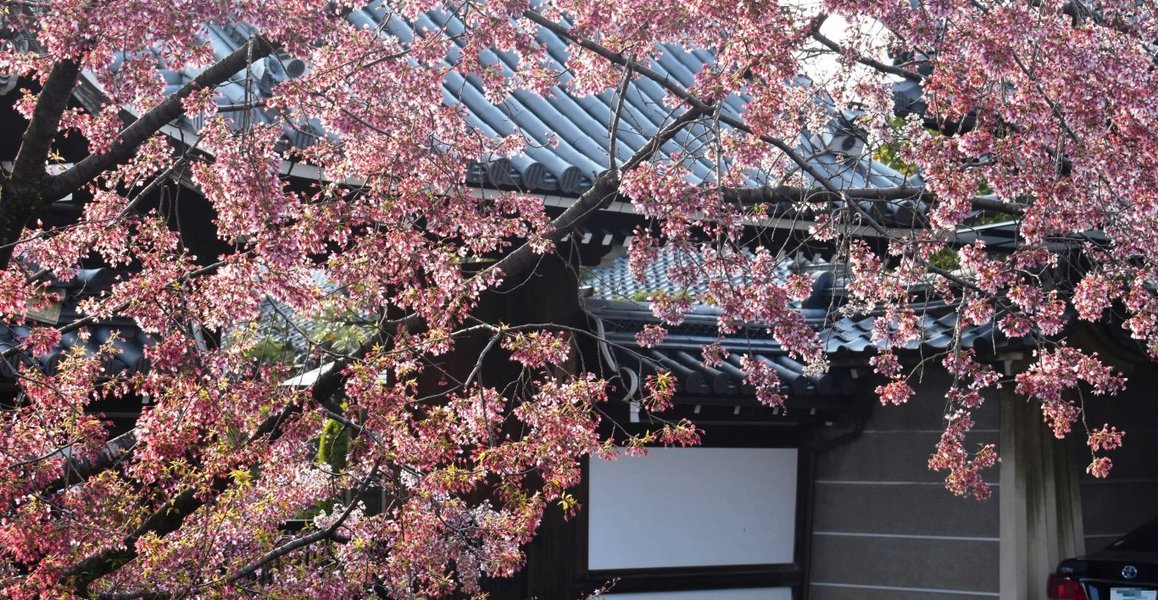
xmin=1077 ymin=371 xmax=1158 ymax=553
xmin=809 ymin=370 xmax=1001 ymax=599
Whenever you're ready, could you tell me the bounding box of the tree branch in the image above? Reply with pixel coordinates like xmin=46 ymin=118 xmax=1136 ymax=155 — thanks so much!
xmin=224 ymin=461 xmax=379 ymax=585
xmin=11 ymin=59 xmax=81 ymax=182
xmin=45 ymin=38 xmax=274 ymax=203
xmin=0 ymin=59 xmax=83 ymax=268
xmin=59 ymin=312 xmax=413 ymax=592
xmin=521 ymin=10 xmax=891 ymax=234
xmin=809 ymin=27 xmax=924 ymax=82
xmin=480 ymin=106 xmax=705 ymax=283
xmin=41 ymin=430 xmax=137 ymax=494
xmin=56 ymin=34 xmax=704 ymax=589
xmin=968 ymin=194 xmax=1026 ymax=216
xmin=723 ymin=185 xmax=1026 ymax=216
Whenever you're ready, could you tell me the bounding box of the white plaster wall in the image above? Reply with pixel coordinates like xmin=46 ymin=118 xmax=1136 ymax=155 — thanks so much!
xmin=588 ymin=447 xmax=798 ymax=570
xmin=602 ymin=587 xmax=793 ymax=600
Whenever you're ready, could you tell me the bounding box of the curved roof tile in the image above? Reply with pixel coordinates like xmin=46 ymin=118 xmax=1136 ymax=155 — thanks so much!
xmin=131 ymin=6 xmax=921 ymax=217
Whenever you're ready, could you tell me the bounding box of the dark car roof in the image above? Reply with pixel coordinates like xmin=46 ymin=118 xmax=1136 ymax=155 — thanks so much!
xmin=1102 ymin=516 xmax=1158 ymax=555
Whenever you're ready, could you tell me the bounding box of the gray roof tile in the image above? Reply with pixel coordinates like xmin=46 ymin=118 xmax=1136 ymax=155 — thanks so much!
xmin=584 ymin=239 xmax=1021 ymax=400
xmin=132 ymin=6 xmax=921 ymax=217
xmin=1 ymin=270 xmax=151 ymax=378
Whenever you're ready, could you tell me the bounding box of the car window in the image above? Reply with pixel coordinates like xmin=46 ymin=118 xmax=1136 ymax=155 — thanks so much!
xmin=1111 ymin=518 xmax=1158 ymax=552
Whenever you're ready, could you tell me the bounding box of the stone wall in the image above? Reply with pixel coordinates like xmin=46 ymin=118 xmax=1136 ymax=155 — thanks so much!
xmin=808 ymin=371 xmax=1001 ymax=599
xmin=808 ymin=362 xmax=1158 ymax=599
xmin=1077 ymin=371 xmax=1158 ymax=553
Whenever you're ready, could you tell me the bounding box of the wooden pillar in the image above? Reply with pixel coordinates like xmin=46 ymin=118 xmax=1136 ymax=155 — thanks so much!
xmin=999 ymin=375 xmax=1085 ymax=599
xmin=478 ymin=248 xmax=584 ymax=598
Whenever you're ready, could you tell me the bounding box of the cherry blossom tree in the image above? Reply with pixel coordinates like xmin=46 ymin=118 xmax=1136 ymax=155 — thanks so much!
xmin=0 ymin=0 xmax=1152 ymax=596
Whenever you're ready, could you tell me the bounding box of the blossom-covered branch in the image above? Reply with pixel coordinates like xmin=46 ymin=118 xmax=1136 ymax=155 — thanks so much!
xmin=0 ymin=0 xmax=1153 ymax=595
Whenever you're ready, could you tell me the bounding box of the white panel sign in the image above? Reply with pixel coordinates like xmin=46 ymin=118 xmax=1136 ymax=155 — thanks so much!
xmin=602 ymin=587 xmax=793 ymax=600
xmin=588 ymin=447 xmax=798 ymax=570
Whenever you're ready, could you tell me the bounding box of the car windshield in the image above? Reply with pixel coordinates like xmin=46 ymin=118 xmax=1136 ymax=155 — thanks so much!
xmin=1110 ymin=518 xmax=1158 ymax=553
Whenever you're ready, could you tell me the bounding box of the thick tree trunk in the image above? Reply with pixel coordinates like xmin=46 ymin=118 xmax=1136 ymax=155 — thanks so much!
xmin=0 ymin=58 xmax=81 ymax=270
xmin=0 ymin=189 xmax=35 ymax=269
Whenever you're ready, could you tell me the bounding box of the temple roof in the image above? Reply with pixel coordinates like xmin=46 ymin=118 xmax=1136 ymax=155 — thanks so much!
xmin=0 ymin=7 xmax=1017 ymax=400
xmin=582 ymin=245 xmax=1013 ymax=402
xmin=107 ymin=5 xmax=932 ymax=225
xmin=0 ymin=269 xmax=150 ymax=378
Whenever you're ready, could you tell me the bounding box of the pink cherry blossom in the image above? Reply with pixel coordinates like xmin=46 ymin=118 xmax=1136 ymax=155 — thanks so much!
xmin=0 ymin=0 xmax=1153 ymax=594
